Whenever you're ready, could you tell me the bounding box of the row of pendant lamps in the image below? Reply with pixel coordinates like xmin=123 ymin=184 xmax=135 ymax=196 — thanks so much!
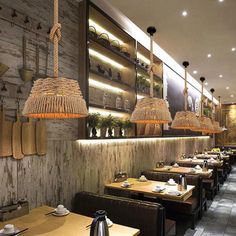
xmin=21 ymin=0 xmax=224 ymax=136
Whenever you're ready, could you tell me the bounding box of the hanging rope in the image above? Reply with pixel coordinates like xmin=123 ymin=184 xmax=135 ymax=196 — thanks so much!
xmin=182 ymin=61 xmax=189 ymax=111
xmin=49 ymin=0 xmax=61 ymax=78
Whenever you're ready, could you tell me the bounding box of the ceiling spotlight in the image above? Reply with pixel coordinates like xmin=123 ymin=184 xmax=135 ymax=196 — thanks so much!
xmin=193 ymin=70 xmax=198 ymax=74
xmin=219 ymin=0 xmax=224 ymax=2
xmin=230 ymin=94 xmax=234 ymax=98
xmin=219 ymin=74 xmax=223 ymax=78
xmin=226 ymin=86 xmax=230 ymax=90
xmin=205 ymin=82 xmax=208 ymax=86
xmin=232 ymin=47 xmax=236 ymax=52
xmin=182 ymin=11 xmax=188 ymax=17
xmin=207 ymin=54 xmax=212 ymax=58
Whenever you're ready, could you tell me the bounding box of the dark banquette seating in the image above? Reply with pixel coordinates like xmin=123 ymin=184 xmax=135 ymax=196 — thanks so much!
xmin=141 ymin=171 xmax=204 ymax=229
xmin=72 ymin=191 xmax=176 ymax=236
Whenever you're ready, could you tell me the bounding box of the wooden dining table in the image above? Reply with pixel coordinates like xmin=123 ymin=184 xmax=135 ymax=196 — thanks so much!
xmin=0 ymin=206 xmax=140 ymax=236
xmin=196 ymin=153 xmax=229 ymax=160
xmin=105 ymin=178 xmax=195 ymax=202
xmin=177 ymin=158 xmax=223 ymax=167
xmin=153 ymin=166 xmax=213 ymax=178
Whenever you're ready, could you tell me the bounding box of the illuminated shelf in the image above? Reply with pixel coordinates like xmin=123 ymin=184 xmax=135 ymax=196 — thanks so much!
xmin=89 ymin=35 xmax=136 ymax=66
xmin=136 ymin=64 xmax=162 ymax=81
xmin=89 ymin=103 xmax=131 ymax=116
xmin=89 ymin=69 xmax=133 ymax=90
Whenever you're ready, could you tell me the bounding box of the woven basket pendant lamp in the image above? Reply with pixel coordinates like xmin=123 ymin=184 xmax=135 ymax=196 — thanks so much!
xmin=171 ymin=62 xmax=200 ymax=130
xmin=130 ymin=27 xmax=172 ymax=124
xmin=23 ymin=0 xmax=88 ymax=119
xmin=191 ymin=77 xmax=214 ymax=132
xmin=208 ymin=89 xmax=222 ymax=134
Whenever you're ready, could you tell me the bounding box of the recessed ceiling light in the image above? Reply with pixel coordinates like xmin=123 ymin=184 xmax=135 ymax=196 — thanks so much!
xmin=205 ymin=82 xmax=208 ymax=86
xmin=230 ymin=94 xmax=234 ymax=98
xmin=232 ymin=47 xmax=236 ymax=52
xmin=207 ymin=54 xmax=212 ymax=58
xmin=219 ymin=0 xmax=224 ymax=2
xmin=182 ymin=11 xmax=188 ymax=17
xmin=226 ymin=86 xmax=230 ymax=90
xmin=219 ymin=74 xmax=223 ymax=78
xmin=193 ymin=70 xmax=198 ymax=74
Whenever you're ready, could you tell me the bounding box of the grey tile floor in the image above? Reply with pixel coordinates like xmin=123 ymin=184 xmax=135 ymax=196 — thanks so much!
xmin=191 ymin=165 xmax=236 ymax=236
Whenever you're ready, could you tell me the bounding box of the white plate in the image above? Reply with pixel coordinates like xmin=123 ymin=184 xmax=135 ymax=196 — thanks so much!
xmin=167 ymin=191 xmax=181 ymax=196
xmin=121 ymin=184 xmax=131 ymax=188
xmin=52 ymin=209 xmax=70 ymax=217
xmin=138 ymin=178 xmax=147 ymax=182
xmin=152 ymin=187 xmax=165 ymax=193
xmin=0 ymin=229 xmax=19 ymax=235
xmin=166 ymin=182 xmax=176 ymax=186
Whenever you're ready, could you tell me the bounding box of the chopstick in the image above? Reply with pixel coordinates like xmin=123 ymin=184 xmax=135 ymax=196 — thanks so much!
xmin=86 ymin=224 xmax=91 ymax=229
xmin=12 ymin=228 xmax=29 ymax=236
xmin=45 ymin=210 xmax=56 ymax=216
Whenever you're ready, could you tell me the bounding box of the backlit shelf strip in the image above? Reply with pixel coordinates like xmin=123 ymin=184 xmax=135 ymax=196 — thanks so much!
xmin=137 ymin=52 xmax=150 ymax=64
xmin=76 ymin=136 xmax=211 ymax=144
xmin=89 ymin=106 xmax=129 ymax=118
xmin=89 ymin=19 xmax=124 ymax=45
xmin=89 ymin=48 xmax=124 ymax=69
xmin=89 ymin=78 xmax=124 ymax=93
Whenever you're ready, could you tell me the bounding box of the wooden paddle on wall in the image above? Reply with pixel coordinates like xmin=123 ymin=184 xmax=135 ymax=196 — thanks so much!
xmin=22 ymin=118 xmax=36 ymax=155
xmin=12 ymin=112 xmax=24 ymax=159
xmin=0 ymin=106 xmax=13 ymax=157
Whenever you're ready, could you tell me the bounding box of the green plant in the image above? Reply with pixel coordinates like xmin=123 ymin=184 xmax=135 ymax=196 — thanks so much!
xmin=99 ymin=115 xmax=114 ymax=128
xmin=87 ymin=113 xmax=100 ymax=128
xmin=123 ymin=119 xmax=133 ymax=129
xmin=154 ymin=83 xmax=160 ymax=93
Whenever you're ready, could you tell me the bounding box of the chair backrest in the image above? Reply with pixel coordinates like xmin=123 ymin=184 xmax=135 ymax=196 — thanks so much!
xmin=72 ymin=191 xmax=165 ymax=236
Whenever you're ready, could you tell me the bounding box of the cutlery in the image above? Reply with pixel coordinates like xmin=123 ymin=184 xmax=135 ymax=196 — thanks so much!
xmin=45 ymin=210 xmax=56 ymax=216
xmin=11 ymin=228 xmax=29 ymax=236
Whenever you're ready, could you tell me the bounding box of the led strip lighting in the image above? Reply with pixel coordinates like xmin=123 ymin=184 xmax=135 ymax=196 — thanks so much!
xmin=89 ymin=107 xmax=127 ymax=118
xmin=77 ymin=136 xmax=210 ymax=144
xmin=89 ymin=19 xmax=124 ymax=45
xmin=89 ymin=48 xmax=124 ymax=69
xmin=89 ymin=78 xmax=124 ymax=93
xmin=137 ymin=52 xmax=150 ymax=64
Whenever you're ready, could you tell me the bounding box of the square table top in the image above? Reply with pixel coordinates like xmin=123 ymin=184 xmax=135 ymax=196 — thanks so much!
xmin=0 ymin=206 xmax=140 ymax=236
xmin=105 ymin=178 xmax=195 ymax=202
xmin=153 ymin=166 xmax=213 ymax=178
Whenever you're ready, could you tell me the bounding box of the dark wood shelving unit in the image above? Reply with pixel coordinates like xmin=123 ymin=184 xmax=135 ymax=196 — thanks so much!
xmin=78 ymin=0 xmax=164 ymax=139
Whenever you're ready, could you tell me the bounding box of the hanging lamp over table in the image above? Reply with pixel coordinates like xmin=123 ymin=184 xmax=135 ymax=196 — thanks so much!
xmin=208 ymin=88 xmax=222 ymax=134
xmin=130 ymin=26 xmax=172 ymax=124
xmin=191 ymin=77 xmax=214 ymax=132
xmin=22 ymin=0 xmax=88 ymax=119
xmin=171 ymin=61 xmax=200 ymax=130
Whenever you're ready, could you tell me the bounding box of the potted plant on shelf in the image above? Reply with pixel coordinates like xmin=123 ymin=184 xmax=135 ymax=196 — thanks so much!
xmin=99 ymin=115 xmax=114 ymax=138
xmin=113 ymin=118 xmax=124 ymax=137
xmin=87 ymin=113 xmax=100 ymax=138
xmin=123 ymin=119 xmax=133 ymax=137
xmin=154 ymin=83 xmax=160 ymax=96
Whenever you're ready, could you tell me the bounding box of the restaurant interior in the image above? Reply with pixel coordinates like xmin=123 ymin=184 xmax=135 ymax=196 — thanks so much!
xmin=0 ymin=0 xmax=236 ymax=235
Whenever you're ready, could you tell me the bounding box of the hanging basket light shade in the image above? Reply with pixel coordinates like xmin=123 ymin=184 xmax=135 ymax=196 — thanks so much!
xmin=23 ymin=0 xmax=88 ymax=119
xmin=130 ymin=26 xmax=172 ymax=124
xmin=210 ymin=120 xmax=222 ymax=134
xmin=191 ymin=116 xmax=214 ymax=132
xmin=171 ymin=61 xmax=200 ymax=130
xmin=22 ymin=78 xmax=88 ymax=118
xmin=130 ymin=97 xmax=172 ymax=124
xmin=171 ymin=111 xmax=200 ymax=130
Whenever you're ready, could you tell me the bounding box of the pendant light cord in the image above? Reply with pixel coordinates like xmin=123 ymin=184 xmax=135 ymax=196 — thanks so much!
xmin=183 ymin=61 xmax=189 ymax=111
xmin=200 ymin=77 xmax=205 ymax=117
xmin=49 ymin=0 xmax=61 ymax=78
xmin=150 ymin=34 xmax=154 ymax=97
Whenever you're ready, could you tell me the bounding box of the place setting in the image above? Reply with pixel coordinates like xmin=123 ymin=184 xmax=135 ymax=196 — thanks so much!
xmin=45 ymin=205 xmax=70 ymax=217
xmin=0 ymin=224 xmax=28 ymax=236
